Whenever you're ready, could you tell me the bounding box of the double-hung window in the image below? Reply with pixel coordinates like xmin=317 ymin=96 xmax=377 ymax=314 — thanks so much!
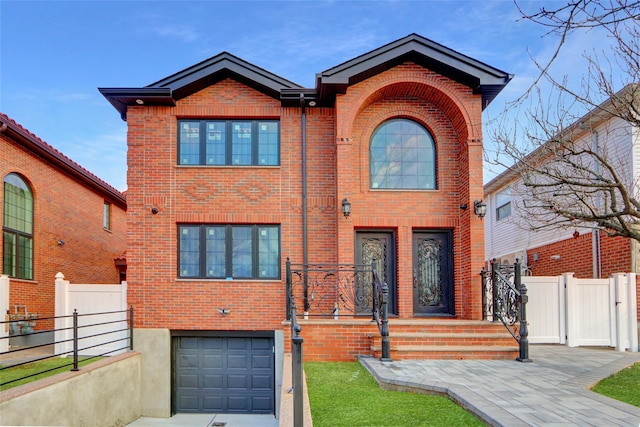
xmin=178 ymin=224 xmax=280 ymax=279
xmin=3 ymin=173 xmax=34 ymax=280
xmin=496 ymin=190 xmax=512 ymax=221
xmin=178 ymin=120 xmax=279 ymax=166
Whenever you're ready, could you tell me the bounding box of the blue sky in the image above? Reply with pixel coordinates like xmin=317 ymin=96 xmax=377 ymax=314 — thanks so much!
xmin=0 ymin=1 xmax=616 ymax=191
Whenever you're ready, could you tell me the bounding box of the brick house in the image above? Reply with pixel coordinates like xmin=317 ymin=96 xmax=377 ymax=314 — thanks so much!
xmin=100 ymin=34 xmax=513 ymax=417
xmin=483 ymin=86 xmax=640 ymax=320
xmin=0 ymin=113 xmax=127 ymax=338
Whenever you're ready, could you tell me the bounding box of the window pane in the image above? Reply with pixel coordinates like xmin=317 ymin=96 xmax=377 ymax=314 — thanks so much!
xmin=231 ymin=122 xmax=252 ymax=165
xmin=179 ymin=122 xmax=201 ymax=165
xmin=179 ymin=226 xmax=200 ymax=277
xmin=103 ymin=202 xmax=111 ymax=230
xmin=205 ymin=122 xmax=226 ymax=165
xmin=3 ymin=231 xmax=16 ymax=277
xmin=205 ymin=226 xmax=226 ymax=278
xmin=232 ymin=226 xmax=252 ymax=278
xmin=370 ymin=119 xmax=436 ymax=189
xmin=4 ymin=174 xmax=33 ymax=233
xmin=17 ymin=235 xmax=33 ymax=280
xmin=258 ymin=227 xmax=279 ymax=278
xmin=258 ymin=122 xmax=279 ymax=165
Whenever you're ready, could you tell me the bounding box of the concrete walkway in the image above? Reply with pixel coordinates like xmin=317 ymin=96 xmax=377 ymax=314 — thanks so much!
xmin=360 ymin=345 xmax=640 ymax=427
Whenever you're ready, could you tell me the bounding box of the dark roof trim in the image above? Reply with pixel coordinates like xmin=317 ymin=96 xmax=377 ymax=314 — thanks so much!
xmin=100 ymin=52 xmax=303 ymax=120
xmin=101 ymin=34 xmax=513 ymax=118
xmin=317 ymin=33 xmax=513 ymax=110
xmin=0 ymin=113 xmax=126 ymax=208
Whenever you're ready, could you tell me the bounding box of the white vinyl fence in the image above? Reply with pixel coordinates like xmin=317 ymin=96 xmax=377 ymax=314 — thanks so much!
xmin=525 ymin=272 xmax=638 ymax=352
xmin=0 ymin=275 xmax=9 ymax=353
xmin=54 ymin=272 xmax=128 ymax=357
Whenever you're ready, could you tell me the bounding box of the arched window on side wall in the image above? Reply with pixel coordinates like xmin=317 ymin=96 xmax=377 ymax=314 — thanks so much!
xmin=370 ymin=119 xmax=436 ymax=190
xmin=3 ymin=173 xmax=34 ymax=280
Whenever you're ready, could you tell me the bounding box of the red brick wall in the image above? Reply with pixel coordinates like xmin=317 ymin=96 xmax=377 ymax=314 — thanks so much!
xmin=526 ymin=231 xmax=632 ymax=278
xmin=1 ymin=132 xmax=126 ymax=328
xmin=125 ymin=63 xmax=487 ymax=341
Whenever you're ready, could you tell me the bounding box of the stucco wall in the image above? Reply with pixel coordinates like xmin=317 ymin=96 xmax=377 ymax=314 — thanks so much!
xmin=0 ymin=352 xmax=141 ymax=427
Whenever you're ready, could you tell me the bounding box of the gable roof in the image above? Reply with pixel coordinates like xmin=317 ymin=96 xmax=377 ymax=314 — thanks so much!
xmin=101 ymin=34 xmax=512 ymax=119
xmin=0 ymin=113 xmax=126 ymax=208
xmin=99 ymin=52 xmax=303 ymax=120
xmin=313 ymin=33 xmax=513 ymax=108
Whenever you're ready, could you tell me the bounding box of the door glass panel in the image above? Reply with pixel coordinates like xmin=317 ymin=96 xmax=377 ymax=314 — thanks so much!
xmin=358 ymin=237 xmax=387 ymax=314
xmin=415 ymin=238 xmax=443 ymax=307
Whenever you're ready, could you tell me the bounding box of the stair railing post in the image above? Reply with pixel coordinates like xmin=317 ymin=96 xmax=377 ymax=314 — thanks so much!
xmin=491 ymin=258 xmax=500 ymax=321
xmin=515 ymin=259 xmax=532 ymax=362
xmin=129 ymin=306 xmax=134 ymax=351
xmin=380 ymin=281 xmax=391 ymax=361
xmin=292 ymin=323 xmax=304 ymax=427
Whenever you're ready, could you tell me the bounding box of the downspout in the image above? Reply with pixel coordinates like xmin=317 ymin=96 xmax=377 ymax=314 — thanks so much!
xmin=300 ymin=94 xmax=309 ymax=315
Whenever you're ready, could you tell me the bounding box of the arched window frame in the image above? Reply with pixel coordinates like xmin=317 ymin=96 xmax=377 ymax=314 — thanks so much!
xmin=369 ymin=118 xmax=437 ymax=190
xmin=3 ymin=173 xmax=34 ymax=280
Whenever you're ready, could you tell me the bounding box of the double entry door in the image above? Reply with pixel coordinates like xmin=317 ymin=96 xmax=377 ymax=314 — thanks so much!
xmin=355 ymin=230 xmax=454 ymax=316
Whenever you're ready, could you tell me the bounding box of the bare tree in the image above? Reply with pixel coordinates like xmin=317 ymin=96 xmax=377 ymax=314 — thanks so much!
xmin=488 ymin=0 xmax=640 ymax=241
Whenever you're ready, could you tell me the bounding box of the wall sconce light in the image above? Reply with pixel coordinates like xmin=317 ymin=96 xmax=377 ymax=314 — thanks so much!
xmin=341 ymin=198 xmax=352 ymax=218
xmin=151 ymin=207 xmax=159 ymax=215
xmin=57 ymin=239 xmax=65 ymax=246
xmin=217 ymin=308 xmax=231 ymax=316
xmin=474 ymin=200 xmax=487 ymax=218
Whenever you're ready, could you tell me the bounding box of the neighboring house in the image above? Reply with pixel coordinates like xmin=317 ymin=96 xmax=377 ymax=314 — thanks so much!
xmin=100 ymin=34 xmax=512 ymax=417
xmin=483 ymin=88 xmax=640 ymax=316
xmin=0 ymin=113 xmax=127 ymax=336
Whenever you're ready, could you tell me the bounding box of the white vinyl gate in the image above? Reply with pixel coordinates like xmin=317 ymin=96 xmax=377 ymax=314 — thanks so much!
xmin=525 ymin=272 xmax=638 ymax=352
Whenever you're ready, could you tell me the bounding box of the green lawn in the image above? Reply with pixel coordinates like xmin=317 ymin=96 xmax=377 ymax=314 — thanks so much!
xmin=592 ymin=362 xmax=640 ymax=407
xmin=305 ymin=362 xmax=486 ymax=427
xmin=0 ymin=357 xmax=100 ymax=391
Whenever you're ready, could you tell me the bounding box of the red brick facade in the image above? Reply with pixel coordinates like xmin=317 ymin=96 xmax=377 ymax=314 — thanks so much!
xmin=101 ymin=35 xmax=512 ymax=360
xmin=0 ymin=114 xmax=126 ymax=328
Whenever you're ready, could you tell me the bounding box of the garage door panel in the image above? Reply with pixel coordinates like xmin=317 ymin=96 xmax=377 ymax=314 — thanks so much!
xmin=227 ymin=374 xmax=248 ymax=389
xmin=180 ymin=337 xmax=198 ymax=349
xmin=227 ymin=354 xmax=248 ymax=369
xmin=179 ymin=374 xmax=199 ymax=388
xmin=228 ymin=337 xmax=250 ymax=350
xmin=203 ymin=374 xmax=223 ymax=389
xmin=202 ymin=337 xmax=223 ymax=349
xmin=178 ymin=354 xmax=198 ymax=368
xmin=203 ymin=396 xmax=223 ymax=412
xmin=175 ymin=336 xmax=274 ymax=414
xmin=252 ymin=374 xmax=272 ymax=389
xmin=252 ymin=354 xmax=271 ymax=368
xmin=203 ymin=354 xmax=223 ymax=369
xmin=252 ymin=397 xmax=273 ymax=411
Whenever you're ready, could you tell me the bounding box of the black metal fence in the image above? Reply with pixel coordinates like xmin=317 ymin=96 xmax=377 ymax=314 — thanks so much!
xmin=0 ymin=307 xmax=133 ymax=388
xmin=481 ymin=259 xmax=531 ymax=362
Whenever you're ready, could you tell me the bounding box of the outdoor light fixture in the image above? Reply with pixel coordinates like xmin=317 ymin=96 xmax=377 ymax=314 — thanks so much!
xmin=341 ymin=198 xmax=352 ymax=218
xmin=135 ymin=99 xmax=144 ymax=105
xmin=474 ymin=200 xmax=487 ymax=218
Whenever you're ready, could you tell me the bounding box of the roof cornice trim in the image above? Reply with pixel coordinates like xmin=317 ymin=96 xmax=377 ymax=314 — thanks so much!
xmin=0 ymin=113 xmax=126 ymax=208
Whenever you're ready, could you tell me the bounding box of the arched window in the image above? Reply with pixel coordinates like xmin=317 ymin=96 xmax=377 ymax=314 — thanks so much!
xmin=3 ymin=173 xmax=33 ymax=279
xmin=370 ymin=119 xmax=436 ymax=190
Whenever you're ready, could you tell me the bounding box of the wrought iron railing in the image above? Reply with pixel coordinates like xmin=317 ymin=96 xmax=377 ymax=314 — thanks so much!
xmin=286 ymin=259 xmax=390 ymax=360
xmin=0 ymin=308 xmax=134 ymax=388
xmin=481 ymin=259 xmax=531 ymax=362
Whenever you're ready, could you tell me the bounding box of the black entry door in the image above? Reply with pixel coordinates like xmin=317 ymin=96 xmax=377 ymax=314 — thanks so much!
xmin=355 ymin=232 xmax=396 ymax=315
xmin=413 ymin=231 xmax=454 ymax=315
